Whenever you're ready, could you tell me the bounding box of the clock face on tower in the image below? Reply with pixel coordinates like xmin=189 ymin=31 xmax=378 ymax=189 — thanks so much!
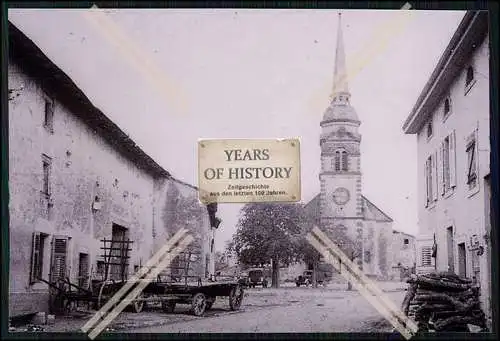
xmin=332 ymin=187 xmax=350 ymax=205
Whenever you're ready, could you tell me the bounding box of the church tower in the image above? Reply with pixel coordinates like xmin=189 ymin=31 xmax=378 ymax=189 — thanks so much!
xmin=319 ymin=13 xmax=364 ymax=254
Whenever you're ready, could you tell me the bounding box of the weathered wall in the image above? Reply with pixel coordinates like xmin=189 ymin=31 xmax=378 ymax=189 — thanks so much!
xmin=8 ymin=61 xmax=157 ymax=316
xmin=154 ymin=178 xmax=213 ymax=279
xmin=389 ymin=231 xmax=416 ymax=280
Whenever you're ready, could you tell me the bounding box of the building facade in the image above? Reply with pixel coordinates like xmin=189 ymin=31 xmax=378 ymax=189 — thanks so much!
xmin=402 ymin=11 xmax=491 ymax=325
xmin=8 ymin=22 xmax=216 ymax=317
xmin=389 ymin=230 xmax=416 ymax=281
xmin=304 ymin=13 xmax=395 ymax=280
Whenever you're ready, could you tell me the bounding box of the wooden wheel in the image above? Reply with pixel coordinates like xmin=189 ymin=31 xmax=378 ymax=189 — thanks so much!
xmin=206 ymin=296 xmax=216 ymax=310
xmin=162 ymin=301 xmax=176 ymax=313
xmin=191 ymin=293 xmax=207 ymax=316
xmin=131 ymin=295 xmax=144 ymax=313
xmin=229 ymin=285 xmax=244 ymax=311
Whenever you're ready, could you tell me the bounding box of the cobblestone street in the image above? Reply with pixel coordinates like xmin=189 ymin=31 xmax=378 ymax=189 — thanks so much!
xmin=13 ymin=282 xmax=407 ymax=334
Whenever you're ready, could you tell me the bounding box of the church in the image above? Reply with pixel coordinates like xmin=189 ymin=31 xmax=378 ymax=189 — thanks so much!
xmin=304 ymin=13 xmax=395 ymax=280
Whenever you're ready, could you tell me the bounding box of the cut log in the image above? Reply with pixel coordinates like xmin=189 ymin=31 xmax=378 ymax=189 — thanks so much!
xmin=434 ymin=316 xmax=485 ymax=331
xmin=416 ymin=278 xmax=470 ymax=291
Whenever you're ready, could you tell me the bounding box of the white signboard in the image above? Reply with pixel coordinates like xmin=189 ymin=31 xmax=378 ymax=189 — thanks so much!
xmin=198 ymin=138 xmax=301 ymax=204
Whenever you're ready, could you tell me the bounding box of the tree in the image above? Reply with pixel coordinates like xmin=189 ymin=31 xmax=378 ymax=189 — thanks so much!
xmin=331 ymin=227 xmax=363 ymax=291
xmin=214 ymin=251 xmax=227 ymax=273
xmin=233 ymin=202 xmax=307 ymax=288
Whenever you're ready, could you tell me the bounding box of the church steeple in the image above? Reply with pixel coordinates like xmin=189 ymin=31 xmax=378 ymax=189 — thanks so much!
xmin=331 ymin=12 xmax=350 ymax=105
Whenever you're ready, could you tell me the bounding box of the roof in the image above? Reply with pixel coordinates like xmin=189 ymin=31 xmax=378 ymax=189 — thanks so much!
xmin=361 ymin=195 xmax=393 ymax=223
xmin=393 ymin=229 xmax=415 ymax=238
xmin=8 ymin=21 xmax=171 ymax=179
xmin=304 ymin=193 xmax=393 ymax=223
xmin=402 ymin=11 xmax=489 ymax=134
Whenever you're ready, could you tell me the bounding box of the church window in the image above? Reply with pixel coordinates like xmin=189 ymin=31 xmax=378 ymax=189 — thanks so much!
xmin=426 ymin=121 xmax=433 ymax=139
xmin=334 ymin=151 xmax=341 ymax=171
xmin=341 ymin=151 xmax=348 ymax=171
xmin=334 ymin=149 xmax=348 ymax=172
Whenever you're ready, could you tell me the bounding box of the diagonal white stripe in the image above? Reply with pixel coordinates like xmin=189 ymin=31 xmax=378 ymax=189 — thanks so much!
xmin=81 ymin=228 xmax=188 ymax=333
xmin=87 ymin=235 xmax=193 ymax=339
xmin=311 ymin=226 xmax=418 ymax=332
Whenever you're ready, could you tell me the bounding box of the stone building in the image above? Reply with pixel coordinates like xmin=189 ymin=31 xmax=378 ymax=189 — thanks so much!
xmin=389 ymin=230 xmax=416 ymax=281
xmin=304 ymin=13 xmax=394 ymax=280
xmin=402 ymin=11 xmax=491 ymax=325
xmin=8 ymin=21 xmax=216 ymax=318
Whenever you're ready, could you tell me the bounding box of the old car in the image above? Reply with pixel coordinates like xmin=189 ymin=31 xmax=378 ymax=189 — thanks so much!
xmin=295 ymin=270 xmax=329 ymax=287
xmin=247 ymin=268 xmax=270 ymax=288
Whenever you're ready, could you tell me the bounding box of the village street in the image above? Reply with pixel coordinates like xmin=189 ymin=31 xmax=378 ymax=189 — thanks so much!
xmin=28 ymin=282 xmax=407 ymax=334
xmin=130 ymin=284 xmax=406 ymax=333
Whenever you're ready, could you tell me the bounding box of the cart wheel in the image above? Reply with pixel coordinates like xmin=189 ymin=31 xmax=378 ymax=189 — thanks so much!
xmin=64 ymin=299 xmax=77 ymax=314
xmin=229 ymin=285 xmax=244 ymax=311
xmin=132 ymin=299 xmax=144 ymax=313
xmin=206 ymin=296 xmax=216 ymax=310
xmin=191 ymin=293 xmax=207 ymax=316
xmin=162 ymin=301 xmax=176 ymax=313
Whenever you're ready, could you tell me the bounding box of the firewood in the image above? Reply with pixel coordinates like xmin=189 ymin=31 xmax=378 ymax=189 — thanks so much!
xmin=434 ymin=316 xmax=484 ymax=331
xmin=413 ymin=276 xmax=471 ymax=291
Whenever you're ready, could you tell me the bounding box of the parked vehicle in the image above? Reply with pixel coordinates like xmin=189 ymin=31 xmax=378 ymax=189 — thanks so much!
xmin=247 ymin=268 xmax=270 ymax=288
xmin=295 ymin=270 xmax=329 ymax=287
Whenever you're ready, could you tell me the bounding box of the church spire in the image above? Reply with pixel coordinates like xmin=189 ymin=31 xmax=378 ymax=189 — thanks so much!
xmin=331 ymin=12 xmax=350 ymax=103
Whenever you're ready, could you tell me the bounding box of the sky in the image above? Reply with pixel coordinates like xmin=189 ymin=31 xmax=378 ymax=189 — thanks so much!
xmin=8 ymin=8 xmax=466 ymax=252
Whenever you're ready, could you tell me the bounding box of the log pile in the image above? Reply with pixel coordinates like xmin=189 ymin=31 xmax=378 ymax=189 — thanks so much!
xmin=402 ymin=272 xmax=488 ymax=332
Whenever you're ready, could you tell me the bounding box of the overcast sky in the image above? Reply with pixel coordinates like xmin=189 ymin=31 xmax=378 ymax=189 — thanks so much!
xmin=9 ymin=8 xmax=466 ymax=252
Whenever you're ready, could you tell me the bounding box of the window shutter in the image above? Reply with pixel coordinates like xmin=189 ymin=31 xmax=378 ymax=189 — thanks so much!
xmin=449 ymin=131 xmax=457 ymax=188
xmin=439 ymin=143 xmax=445 ymax=195
xmin=432 ymin=152 xmax=438 ymax=201
xmin=424 ymin=159 xmax=429 ymax=206
xmin=51 ymin=236 xmax=69 ymax=282
xmin=30 ymin=232 xmax=41 ymax=283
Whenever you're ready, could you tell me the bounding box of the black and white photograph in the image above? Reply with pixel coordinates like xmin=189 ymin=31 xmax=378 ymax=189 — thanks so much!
xmin=4 ymin=4 xmax=495 ymax=337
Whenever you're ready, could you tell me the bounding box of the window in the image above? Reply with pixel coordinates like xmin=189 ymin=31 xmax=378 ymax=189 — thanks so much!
xmin=30 ymin=232 xmax=48 ymax=284
xmin=466 ymin=133 xmax=478 ymax=190
xmin=43 ymin=96 xmax=54 ymax=133
xmin=364 ymin=251 xmax=371 ymax=263
xmin=341 ymin=151 xmax=348 ymax=171
xmin=334 ymin=151 xmax=341 ymax=171
xmin=443 ymin=97 xmax=451 ymax=119
xmin=211 ymin=238 xmax=214 ymax=253
xmin=110 ymin=224 xmax=129 ymax=281
xmin=421 ymin=246 xmax=433 ymax=267
xmin=458 ymin=243 xmax=466 ymax=278
xmin=333 ymin=149 xmax=348 ymax=172
xmin=404 ymin=238 xmax=409 ymax=245
xmin=50 ymin=237 xmax=69 ymax=282
xmin=466 ymin=65 xmax=474 ymax=88
xmin=427 ymin=121 xmax=433 ymax=139
xmin=78 ymin=253 xmax=89 ymax=290
xmin=440 ymin=131 xmax=456 ymax=195
xmin=42 ymin=155 xmax=51 ymax=197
